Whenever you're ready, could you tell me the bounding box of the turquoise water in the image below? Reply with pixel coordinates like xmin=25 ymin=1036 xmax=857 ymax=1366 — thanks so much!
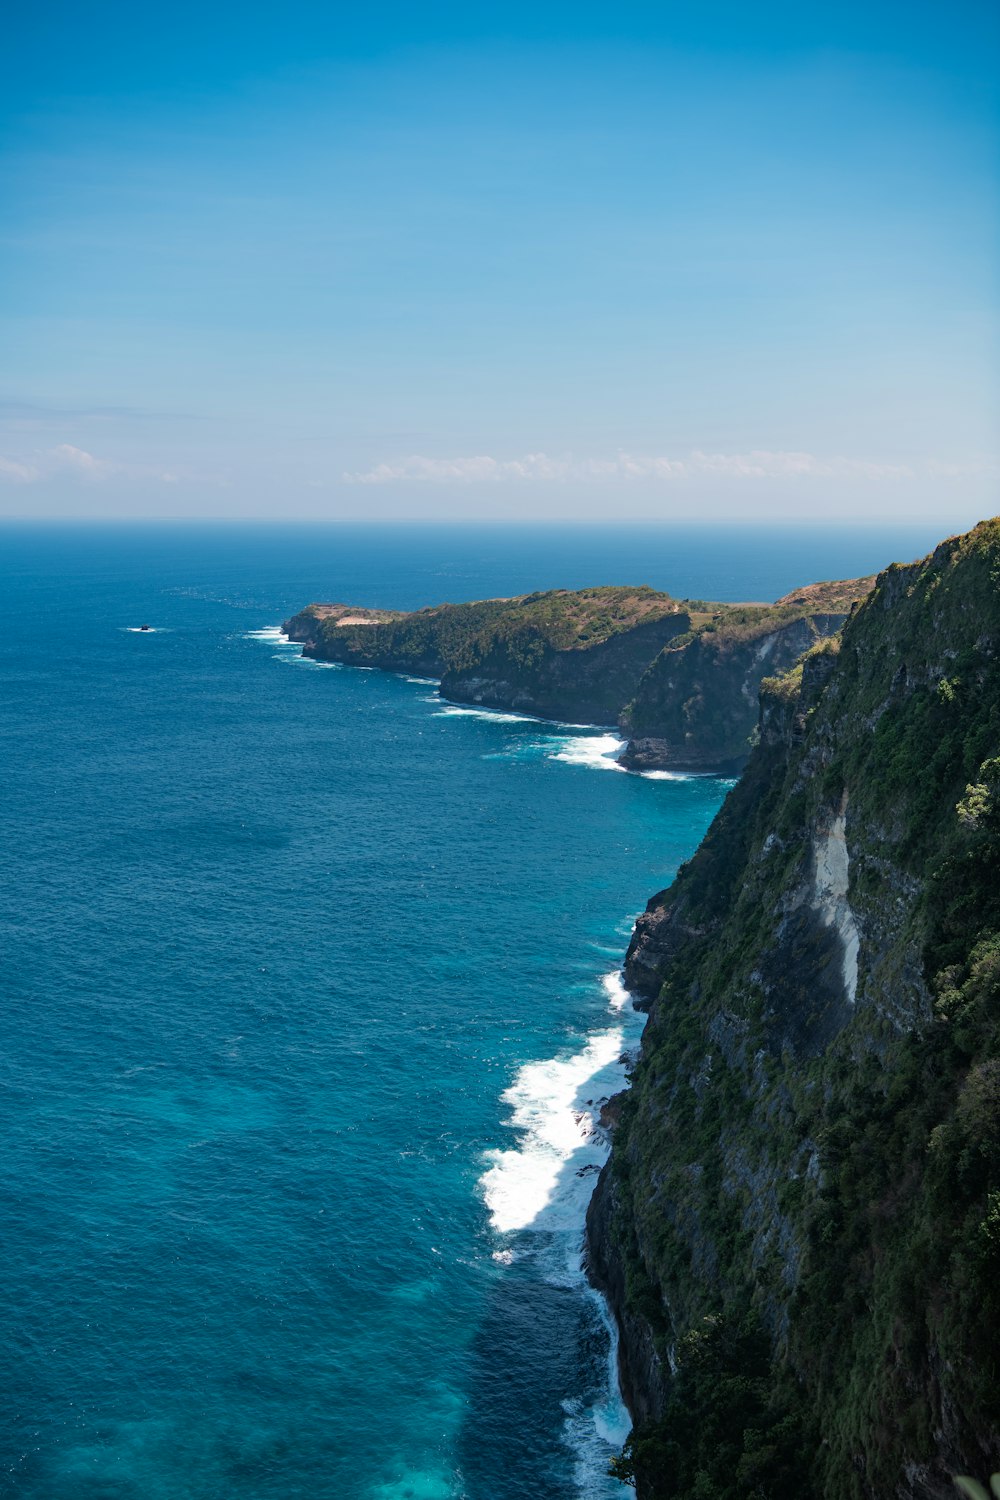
xmin=0 ymin=523 xmax=945 ymax=1499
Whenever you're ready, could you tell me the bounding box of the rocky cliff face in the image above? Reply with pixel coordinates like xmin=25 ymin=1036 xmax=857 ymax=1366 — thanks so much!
xmin=285 ymin=581 xmax=873 ymax=740
xmin=588 ymin=524 xmax=1000 ymax=1500
xmin=284 ymin=588 xmax=692 ymax=723
xmin=619 ymin=577 xmax=874 ymax=772
xmin=439 ymin=611 xmax=693 ymax=724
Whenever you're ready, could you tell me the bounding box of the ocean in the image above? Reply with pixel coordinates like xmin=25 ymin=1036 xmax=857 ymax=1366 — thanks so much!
xmin=0 ymin=521 xmax=947 ymax=1500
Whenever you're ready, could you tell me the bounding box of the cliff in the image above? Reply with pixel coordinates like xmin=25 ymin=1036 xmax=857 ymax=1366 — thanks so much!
xmin=285 ymin=587 xmax=692 ymax=723
xmin=284 ymin=580 xmax=870 ymax=737
xmin=619 ymin=577 xmax=875 ymax=773
xmin=588 ymin=521 xmax=1000 ymax=1499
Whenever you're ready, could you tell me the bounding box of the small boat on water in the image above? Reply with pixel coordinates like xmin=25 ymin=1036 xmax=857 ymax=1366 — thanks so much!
xmin=139 ymin=624 xmax=150 ymax=631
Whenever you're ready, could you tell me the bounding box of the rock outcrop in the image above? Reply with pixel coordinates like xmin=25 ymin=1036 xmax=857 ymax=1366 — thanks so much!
xmin=285 ymin=588 xmax=692 ymax=723
xmin=589 ymin=523 xmax=1000 ymax=1499
xmin=284 ymin=579 xmax=873 ymax=740
xmin=618 ymin=578 xmax=875 ymax=773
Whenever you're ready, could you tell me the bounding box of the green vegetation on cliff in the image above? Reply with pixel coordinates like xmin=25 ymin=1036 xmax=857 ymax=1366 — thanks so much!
xmin=287 ymin=586 xmax=681 ymax=667
xmin=620 ymin=577 xmax=874 ymax=771
xmin=286 ymin=586 xmax=692 ymax=723
xmin=591 ymin=522 xmax=1000 ymax=1499
xmin=285 ymin=577 xmax=874 ymax=751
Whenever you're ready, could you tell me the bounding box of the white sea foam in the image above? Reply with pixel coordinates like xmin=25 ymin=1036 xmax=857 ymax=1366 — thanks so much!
xmin=563 ymin=1302 xmax=634 ymax=1498
xmin=245 ymin=626 xmax=347 ymax=667
xmin=244 ymin=626 xmax=292 ymax=642
xmin=433 ymin=704 xmax=538 ymax=724
xmin=122 ymin=626 xmax=167 ymax=633
xmin=639 ymin=768 xmax=692 ymax=781
xmin=479 ymin=970 xmax=642 ymax=1239
xmin=401 ymin=675 xmax=440 ymax=686
xmin=600 ymin=970 xmax=631 ymax=1012
xmin=547 ymin=733 xmax=626 ymax=773
xmin=479 ymin=967 xmax=644 ymax=1494
xmin=480 ymin=1027 xmax=624 ymax=1235
xmin=430 ymin=697 xmax=609 ymax=732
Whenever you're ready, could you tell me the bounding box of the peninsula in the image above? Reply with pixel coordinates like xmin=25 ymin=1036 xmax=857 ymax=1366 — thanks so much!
xmin=284 ymin=524 xmax=1000 ymax=1496
xmin=284 ymin=575 xmax=874 ymax=770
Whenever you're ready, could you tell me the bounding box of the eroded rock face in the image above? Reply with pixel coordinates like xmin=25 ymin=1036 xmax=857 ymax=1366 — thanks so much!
xmin=590 ymin=523 xmax=1000 ymax=1499
xmin=439 ymin=612 xmax=692 ymax=725
xmin=586 ymin=1166 xmax=670 ymax=1426
xmin=624 ymin=892 xmax=702 ymax=1004
xmin=284 ymin=581 xmax=875 ymax=745
xmin=284 ymin=588 xmax=691 ymax=723
xmin=619 ymin=609 xmax=866 ymax=772
xmin=811 ymin=799 xmax=859 ymax=1006
xmin=618 ymin=736 xmax=748 ymax=775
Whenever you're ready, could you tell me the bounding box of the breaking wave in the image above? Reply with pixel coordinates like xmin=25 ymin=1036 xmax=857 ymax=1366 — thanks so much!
xmin=432 ymin=704 xmax=539 ymax=724
xmin=479 ymin=968 xmax=642 ymax=1495
xmin=547 ymin=734 xmax=626 ymax=773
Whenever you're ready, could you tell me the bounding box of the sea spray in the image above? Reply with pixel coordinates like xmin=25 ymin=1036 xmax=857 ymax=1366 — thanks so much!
xmin=244 ymin=626 xmax=293 ymax=643
xmin=546 ymin=734 xmax=627 ymax=774
xmin=479 ymin=968 xmax=643 ymax=1495
xmin=245 ymin=625 xmax=347 ymax=667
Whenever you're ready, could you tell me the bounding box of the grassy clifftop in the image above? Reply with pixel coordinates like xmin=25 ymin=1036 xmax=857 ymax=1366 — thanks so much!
xmin=285 ymin=587 xmax=692 ymax=722
xmin=590 ymin=521 xmax=1000 ymax=1498
xmin=773 ymin=576 xmax=877 ymax=612
xmin=285 ymin=578 xmax=874 ymax=739
xmin=286 ymin=586 xmax=682 ymax=665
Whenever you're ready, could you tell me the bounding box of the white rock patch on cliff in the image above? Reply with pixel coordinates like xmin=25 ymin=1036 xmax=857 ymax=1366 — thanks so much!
xmin=741 ymin=633 xmax=780 ymax=703
xmin=812 ymin=804 xmax=860 ymax=1004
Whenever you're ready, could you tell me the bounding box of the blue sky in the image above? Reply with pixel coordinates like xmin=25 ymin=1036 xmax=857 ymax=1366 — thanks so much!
xmin=1 ymin=1 xmax=998 ymax=522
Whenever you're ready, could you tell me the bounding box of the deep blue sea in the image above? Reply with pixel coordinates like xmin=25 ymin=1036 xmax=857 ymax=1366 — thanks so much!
xmin=0 ymin=522 xmax=947 ymax=1500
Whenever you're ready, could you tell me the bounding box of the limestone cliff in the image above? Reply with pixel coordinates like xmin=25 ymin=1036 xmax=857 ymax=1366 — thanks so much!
xmin=588 ymin=523 xmax=1000 ymax=1499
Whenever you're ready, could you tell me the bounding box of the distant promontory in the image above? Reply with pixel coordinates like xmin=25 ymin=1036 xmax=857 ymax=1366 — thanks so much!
xmin=283 ymin=576 xmax=875 ymax=772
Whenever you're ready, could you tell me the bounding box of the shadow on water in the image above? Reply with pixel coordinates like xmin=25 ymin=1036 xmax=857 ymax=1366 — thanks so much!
xmin=455 ymin=1029 xmax=637 ymax=1500
xmin=457 ymin=1254 xmax=613 ymax=1500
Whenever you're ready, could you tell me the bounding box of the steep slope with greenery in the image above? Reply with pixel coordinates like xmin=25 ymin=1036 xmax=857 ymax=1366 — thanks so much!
xmin=285 ymin=579 xmax=874 ymax=735
xmin=588 ymin=522 xmax=1000 ymax=1499
xmin=619 ymin=577 xmax=875 ymax=772
xmin=285 ymin=588 xmax=691 ymax=722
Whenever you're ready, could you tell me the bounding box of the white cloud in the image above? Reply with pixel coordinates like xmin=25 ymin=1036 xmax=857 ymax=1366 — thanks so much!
xmin=343 ymin=449 xmax=920 ymax=485
xmin=0 ymin=444 xmax=119 ymax=483
xmin=0 ymin=457 xmax=40 ymax=482
xmin=53 ymin=443 xmax=118 ymax=479
xmin=0 ymin=444 xmax=192 ymax=486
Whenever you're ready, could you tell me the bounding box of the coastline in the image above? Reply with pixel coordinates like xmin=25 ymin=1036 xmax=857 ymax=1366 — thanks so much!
xmin=271 ymin=625 xmax=710 ymax=782
xmin=250 ymin=620 xmax=730 ymax=1492
xmin=11 ymin=520 xmax=991 ymax=1500
xmin=254 ymin=621 xmax=716 ymax=1488
xmin=572 ymin=522 xmax=1000 ymax=1495
xmin=476 ymin=965 xmax=647 ymax=1491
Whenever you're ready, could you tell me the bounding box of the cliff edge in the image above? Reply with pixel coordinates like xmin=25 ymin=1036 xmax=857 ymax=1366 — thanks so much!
xmin=285 ymin=587 xmax=691 ymax=724
xmin=618 ymin=576 xmax=874 ymax=773
xmin=588 ymin=521 xmax=1000 ymax=1499
xmin=284 ymin=579 xmax=870 ymax=743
